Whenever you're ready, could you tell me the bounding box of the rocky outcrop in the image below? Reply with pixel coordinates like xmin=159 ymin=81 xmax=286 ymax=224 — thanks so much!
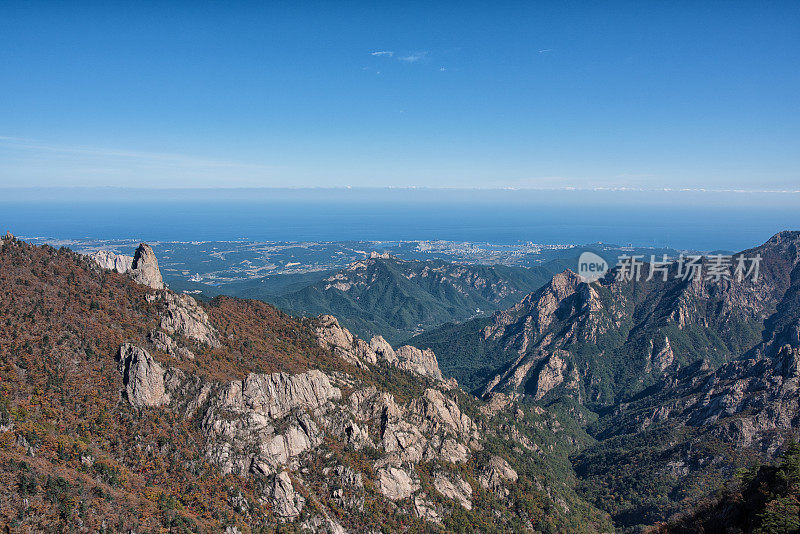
xmin=130 ymin=243 xmax=164 ymax=289
xmin=396 ymin=345 xmax=444 ymax=381
xmin=328 ymin=465 xmax=364 ymax=511
xmin=117 ymin=344 xmax=171 ymax=408
xmin=313 ymin=315 xmax=446 ymax=382
xmin=533 ymin=350 xmax=579 ymax=401
xmin=369 ymin=335 xmax=399 ymax=366
xmin=479 ymin=455 xmax=518 ymax=497
xmin=270 ymin=471 xmax=305 ymax=520
xmin=409 ymin=388 xmax=478 ymax=443
xmin=314 ymin=315 xmax=377 ymax=367
xmin=433 ymin=472 xmax=473 ymax=509
xmin=160 ymin=293 xmax=220 ymax=347
xmin=413 ymin=494 xmax=442 ymax=524
xmin=645 ymin=336 xmax=674 ymax=374
xmin=89 ymin=250 xmax=134 ymax=273
xmin=202 ymin=370 xmax=341 ymax=476
xmin=376 ymin=466 xmax=419 ymax=501
xmin=149 ymin=329 xmax=195 ymax=359
xmin=87 ymin=243 xmax=163 ymax=289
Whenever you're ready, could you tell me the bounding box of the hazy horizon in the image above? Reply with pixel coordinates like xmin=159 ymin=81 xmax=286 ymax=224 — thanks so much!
xmin=3 ymin=187 xmax=798 ymax=251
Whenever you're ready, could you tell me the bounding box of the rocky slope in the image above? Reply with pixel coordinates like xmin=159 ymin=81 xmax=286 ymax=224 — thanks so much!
xmin=0 ymin=237 xmax=610 ymax=532
xmin=414 ymin=231 xmax=800 ymax=529
xmin=653 ymin=441 xmax=800 ymax=533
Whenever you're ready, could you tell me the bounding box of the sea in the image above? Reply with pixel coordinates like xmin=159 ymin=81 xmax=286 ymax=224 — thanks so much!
xmin=2 ymin=188 xmax=798 ymax=251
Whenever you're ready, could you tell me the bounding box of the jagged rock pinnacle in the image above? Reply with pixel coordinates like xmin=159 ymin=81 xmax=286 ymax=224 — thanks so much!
xmin=131 ymin=243 xmax=164 ymax=289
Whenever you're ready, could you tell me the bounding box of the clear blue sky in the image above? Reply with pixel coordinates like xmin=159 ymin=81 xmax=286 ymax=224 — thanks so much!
xmin=1 ymin=1 xmax=798 ymax=190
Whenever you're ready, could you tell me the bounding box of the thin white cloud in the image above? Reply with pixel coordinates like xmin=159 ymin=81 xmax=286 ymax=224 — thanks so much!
xmin=398 ymin=51 xmax=427 ymax=63
xmin=0 ymin=136 xmax=274 ymax=171
xmin=538 ymin=48 xmax=553 ymax=54
xmin=370 ymin=50 xmax=394 ymax=57
xmin=439 ymin=67 xmax=447 ymax=72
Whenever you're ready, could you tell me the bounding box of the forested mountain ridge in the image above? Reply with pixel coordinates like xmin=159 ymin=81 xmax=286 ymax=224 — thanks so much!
xmin=654 ymin=441 xmax=800 ymax=533
xmin=267 ymin=254 xmax=569 ymax=345
xmin=413 ymin=231 xmax=800 ymax=529
xmin=0 ymin=235 xmax=611 ymax=532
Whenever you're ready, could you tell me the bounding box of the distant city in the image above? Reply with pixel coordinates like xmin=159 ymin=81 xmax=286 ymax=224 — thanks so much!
xmin=24 ymin=236 xmax=695 ymax=288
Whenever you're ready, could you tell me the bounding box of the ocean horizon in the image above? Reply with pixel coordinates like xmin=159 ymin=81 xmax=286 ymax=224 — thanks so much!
xmin=2 ymin=187 xmax=798 ymax=251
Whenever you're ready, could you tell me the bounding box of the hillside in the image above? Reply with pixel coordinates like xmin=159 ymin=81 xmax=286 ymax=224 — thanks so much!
xmin=654 ymin=442 xmax=800 ymax=533
xmin=0 ymin=236 xmax=611 ymax=532
xmin=265 ymin=255 xmax=569 ymax=344
xmin=413 ymin=231 xmax=800 ymax=529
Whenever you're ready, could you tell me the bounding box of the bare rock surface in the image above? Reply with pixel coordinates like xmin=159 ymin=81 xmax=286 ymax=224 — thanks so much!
xmin=376 ymin=466 xmax=419 ymax=501
xmin=433 ymin=472 xmax=473 ymax=510
xmin=117 ymin=344 xmax=170 ymax=408
xmin=130 ymin=243 xmax=164 ymax=289
xmin=313 ymin=315 xmax=447 ymax=383
xmin=396 ymin=345 xmax=444 ymax=381
xmin=160 ymin=292 xmax=220 ymax=347
xmin=270 ymin=471 xmax=305 ymax=520
xmin=413 ymin=494 xmax=442 ymax=524
xmin=202 ymin=370 xmax=341 ymax=476
xmin=479 ymin=455 xmax=518 ymax=497
xmin=89 ymin=250 xmax=134 ymax=273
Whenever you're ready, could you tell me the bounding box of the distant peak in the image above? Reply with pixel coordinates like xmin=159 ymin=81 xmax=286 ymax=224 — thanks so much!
xmin=369 ymin=251 xmax=394 ymax=260
xmin=766 ymin=230 xmax=800 ymax=245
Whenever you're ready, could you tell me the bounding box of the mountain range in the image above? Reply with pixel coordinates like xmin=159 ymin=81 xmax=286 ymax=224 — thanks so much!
xmin=1 ymin=231 xmax=798 ymax=532
xmin=0 ymin=235 xmax=611 ymax=532
xmin=412 ymin=231 xmax=800 ymax=529
xmin=263 ymin=254 xmax=574 ymax=344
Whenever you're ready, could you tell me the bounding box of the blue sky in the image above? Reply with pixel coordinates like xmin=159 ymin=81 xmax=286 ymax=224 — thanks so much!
xmin=1 ymin=1 xmax=799 ymax=190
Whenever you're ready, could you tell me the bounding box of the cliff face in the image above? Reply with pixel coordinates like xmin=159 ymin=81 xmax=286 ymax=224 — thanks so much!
xmin=88 ymin=243 xmax=164 ymax=289
xmin=0 ymin=237 xmax=610 ymax=533
xmin=89 ymin=250 xmax=133 ymax=274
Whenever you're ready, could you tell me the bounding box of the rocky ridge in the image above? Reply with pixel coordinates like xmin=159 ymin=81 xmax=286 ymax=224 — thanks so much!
xmin=108 ymin=317 xmax=561 ymax=530
xmin=1 ymin=236 xmax=613 ymax=532
xmin=87 ymin=244 xmax=591 ymax=530
xmin=89 ymin=243 xmax=164 ymax=289
xmin=128 ymin=319 xmax=484 ymax=525
xmin=271 ymin=254 xmax=561 ymax=344
xmin=412 ymin=231 xmax=800 ymax=529
xmin=313 ymin=314 xmax=449 ymax=384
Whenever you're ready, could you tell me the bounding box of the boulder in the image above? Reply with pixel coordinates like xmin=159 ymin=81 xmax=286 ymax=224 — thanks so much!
xmin=376 ymin=466 xmax=419 ymax=501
